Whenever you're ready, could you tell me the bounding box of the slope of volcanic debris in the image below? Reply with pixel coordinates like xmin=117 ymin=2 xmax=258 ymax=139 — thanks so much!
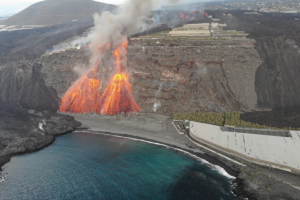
xmin=57 ymin=41 xmax=140 ymax=115
xmin=0 ymin=22 xmax=92 ymax=63
xmin=39 ymin=36 xmax=261 ymax=115
xmin=128 ymin=38 xmax=261 ymax=114
xmin=207 ymin=10 xmax=300 ymax=110
xmin=97 ymin=42 xmax=141 ymax=115
xmin=59 ymin=68 xmax=101 ymax=113
xmin=97 ymin=72 xmax=141 ymax=115
xmin=0 ymin=61 xmax=60 ymax=112
xmin=0 ymin=61 xmax=81 ymax=169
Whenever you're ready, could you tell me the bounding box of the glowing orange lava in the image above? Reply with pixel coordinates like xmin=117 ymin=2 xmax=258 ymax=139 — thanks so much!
xmin=60 ymin=41 xmax=140 ymax=115
xmin=59 ymin=68 xmax=101 ymax=113
xmin=97 ymin=72 xmax=141 ymax=115
xmin=97 ymin=41 xmax=141 ymax=115
xmin=179 ymin=12 xmax=188 ymax=20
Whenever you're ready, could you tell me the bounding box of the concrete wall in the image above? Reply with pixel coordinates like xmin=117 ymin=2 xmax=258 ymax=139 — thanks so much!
xmin=189 ymin=121 xmax=300 ymax=173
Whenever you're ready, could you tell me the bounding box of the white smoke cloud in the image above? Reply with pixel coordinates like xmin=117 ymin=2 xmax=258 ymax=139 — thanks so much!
xmin=153 ymin=101 xmax=161 ymax=112
xmin=153 ymin=82 xmax=164 ymax=112
xmin=194 ymin=62 xmax=208 ymax=78
xmin=89 ymin=0 xmax=181 ymax=67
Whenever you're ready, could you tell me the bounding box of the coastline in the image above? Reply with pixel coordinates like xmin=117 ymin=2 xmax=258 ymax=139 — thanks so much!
xmin=68 ymin=113 xmax=243 ymax=176
xmin=76 ymin=129 xmax=238 ymax=179
xmin=0 ymin=113 xmax=81 ymax=171
xmin=67 ymin=113 xmax=254 ymax=197
xmin=2 ymin=112 xmax=300 ymax=200
xmin=67 ymin=112 xmax=300 ymax=200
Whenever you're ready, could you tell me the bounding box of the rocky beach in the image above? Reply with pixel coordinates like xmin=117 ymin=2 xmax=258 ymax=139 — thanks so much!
xmin=0 ymin=60 xmax=81 ymax=173
xmin=60 ymin=112 xmax=300 ymax=200
xmin=0 ymin=0 xmax=300 ymax=199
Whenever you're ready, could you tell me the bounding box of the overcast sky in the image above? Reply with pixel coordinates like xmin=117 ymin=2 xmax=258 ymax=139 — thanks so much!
xmin=0 ymin=0 xmax=204 ymax=16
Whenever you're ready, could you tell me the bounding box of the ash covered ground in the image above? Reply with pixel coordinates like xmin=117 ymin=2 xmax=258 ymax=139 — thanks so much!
xmin=1 ymin=10 xmax=300 ymax=127
xmin=0 ymin=7 xmax=300 ymax=200
xmin=37 ymin=10 xmax=300 ymax=127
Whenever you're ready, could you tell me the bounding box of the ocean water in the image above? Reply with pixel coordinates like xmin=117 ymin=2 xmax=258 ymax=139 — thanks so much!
xmin=0 ymin=132 xmax=241 ymax=200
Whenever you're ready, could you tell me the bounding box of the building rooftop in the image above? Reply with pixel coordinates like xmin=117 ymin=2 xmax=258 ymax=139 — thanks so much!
xmin=190 ymin=121 xmax=300 ymax=172
xmin=168 ymin=23 xmax=211 ymax=37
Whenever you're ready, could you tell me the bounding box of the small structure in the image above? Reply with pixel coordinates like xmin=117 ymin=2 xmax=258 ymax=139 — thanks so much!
xmin=210 ymin=23 xmax=227 ymax=33
xmin=212 ymin=18 xmax=221 ymax=22
xmin=168 ymin=23 xmax=211 ymax=37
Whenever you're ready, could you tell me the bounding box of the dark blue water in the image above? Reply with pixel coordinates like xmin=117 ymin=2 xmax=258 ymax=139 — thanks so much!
xmin=0 ymin=132 xmax=240 ymax=200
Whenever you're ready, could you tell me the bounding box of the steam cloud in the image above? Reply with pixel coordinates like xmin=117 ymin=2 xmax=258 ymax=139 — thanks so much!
xmin=153 ymin=82 xmax=164 ymax=112
xmin=89 ymin=0 xmax=180 ymax=67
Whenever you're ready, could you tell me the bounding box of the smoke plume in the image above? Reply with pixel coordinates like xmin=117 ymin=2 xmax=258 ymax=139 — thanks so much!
xmin=89 ymin=0 xmax=180 ymax=68
xmin=153 ymin=82 xmax=164 ymax=112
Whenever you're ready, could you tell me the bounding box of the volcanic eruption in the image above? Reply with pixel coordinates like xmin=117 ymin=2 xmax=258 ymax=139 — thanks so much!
xmin=60 ymin=0 xmax=180 ymax=115
xmin=59 ymin=68 xmax=101 ymax=113
xmin=97 ymin=41 xmax=141 ymax=115
xmin=59 ymin=41 xmax=141 ymax=115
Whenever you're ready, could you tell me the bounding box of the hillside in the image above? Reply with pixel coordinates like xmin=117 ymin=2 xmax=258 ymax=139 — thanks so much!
xmin=206 ymin=10 xmax=300 ymax=110
xmin=0 ymin=22 xmax=92 ymax=63
xmin=1 ymin=0 xmax=117 ymax=26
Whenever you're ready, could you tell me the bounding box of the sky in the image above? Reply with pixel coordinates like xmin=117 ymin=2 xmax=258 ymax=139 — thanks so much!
xmin=0 ymin=0 xmax=203 ymax=17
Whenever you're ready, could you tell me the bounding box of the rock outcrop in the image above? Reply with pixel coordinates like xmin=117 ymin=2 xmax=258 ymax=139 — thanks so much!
xmin=0 ymin=61 xmax=81 ymax=168
xmin=39 ymin=38 xmax=262 ymax=115
xmin=255 ymin=37 xmax=300 ymax=110
xmin=0 ymin=61 xmax=60 ymax=112
xmin=128 ymin=39 xmax=261 ymax=114
xmin=208 ymin=10 xmax=300 ymax=110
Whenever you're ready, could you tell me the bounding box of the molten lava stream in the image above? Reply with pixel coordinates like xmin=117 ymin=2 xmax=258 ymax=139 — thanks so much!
xmin=59 ymin=69 xmax=101 ymax=113
xmin=97 ymin=72 xmax=141 ymax=115
xmin=96 ymin=40 xmax=140 ymax=115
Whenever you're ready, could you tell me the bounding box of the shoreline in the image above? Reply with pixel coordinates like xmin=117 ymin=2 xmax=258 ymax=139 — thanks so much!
xmin=0 ymin=130 xmax=74 ymax=171
xmin=76 ymin=129 xmax=239 ymax=179
xmin=2 ymin=112 xmax=300 ymax=199
xmin=68 ymin=113 xmax=300 ymax=200
xmin=69 ymin=113 xmax=244 ymax=176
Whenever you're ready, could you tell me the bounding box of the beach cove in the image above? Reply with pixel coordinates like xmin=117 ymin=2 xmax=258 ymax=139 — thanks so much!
xmin=1 ymin=112 xmax=300 ymax=199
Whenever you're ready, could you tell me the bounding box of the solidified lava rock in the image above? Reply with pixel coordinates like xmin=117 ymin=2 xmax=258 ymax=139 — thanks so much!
xmin=206 ymin=10 xmax=300 ymax=111
xmin=241 ymin=107 xmax=300 ymax=129
xmin=0 ymin=61 xmax=60 ymax=112
xmin=39 ymin=38 xmax=262 ymax=115
xmin=0 ymin=60 xmax=81 ymax=168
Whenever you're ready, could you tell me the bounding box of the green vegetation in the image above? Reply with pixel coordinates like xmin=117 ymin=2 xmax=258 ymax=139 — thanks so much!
xmin=164 ymin=36 xmax=217 ymax=41
xmin=137 ymin=30 xmax=170 ymax=38
xmin=174 ymin=111 xmax=299 ymax=130
xmin=174 ymin=111 xmax=225 ymax=126
xmin=224 ymin=112 xmax=269 ymax=128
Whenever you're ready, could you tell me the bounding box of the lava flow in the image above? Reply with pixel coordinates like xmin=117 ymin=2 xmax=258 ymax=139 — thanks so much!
xmin=59 ymin=68 xmax=101 ymax=113
xmin=60 ymin=41 xmax=140 ymax=115
xmin=97 ymin=41 xmax=141 ymax=115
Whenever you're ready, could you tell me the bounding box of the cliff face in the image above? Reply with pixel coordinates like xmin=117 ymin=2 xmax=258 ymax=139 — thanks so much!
xmin=255 ymin=37 xmax=300 ymax=110
xmin=128 ymin=39 xmax=261 ymax=114
xmin=40 ymin=49 xmax=90 ymax=97
xmin=0 ymin=61 xmax=60 ymax=112
xmin=0 ymin=61 xmax=81 ymax=167
xmin=39 ymin=38 xmax=262 ymax=115
xmin=0 ymin=109 xmax=81 ymax=159
xmin=208 ymin=10 xmax=300 ymax=110
xmin=32 ymin=11 xmax=300 ymax=115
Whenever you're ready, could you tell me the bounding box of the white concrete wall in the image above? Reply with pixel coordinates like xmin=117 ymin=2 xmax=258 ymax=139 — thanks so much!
xmin=190 ymin=121 xmax=300 ymax=171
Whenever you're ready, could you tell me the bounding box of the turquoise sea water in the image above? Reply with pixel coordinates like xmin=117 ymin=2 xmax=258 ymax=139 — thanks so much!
xmin=0 ymin=132 xmax=241 ymax=200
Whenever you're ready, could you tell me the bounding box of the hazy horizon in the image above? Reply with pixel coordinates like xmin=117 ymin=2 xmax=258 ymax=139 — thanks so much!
xmin=0 ymin=0 xmax=212 ymax=17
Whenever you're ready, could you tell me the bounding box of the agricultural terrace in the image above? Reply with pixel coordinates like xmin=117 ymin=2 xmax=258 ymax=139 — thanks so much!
xmin=174 ymin=111 xmax=300 ymax=130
